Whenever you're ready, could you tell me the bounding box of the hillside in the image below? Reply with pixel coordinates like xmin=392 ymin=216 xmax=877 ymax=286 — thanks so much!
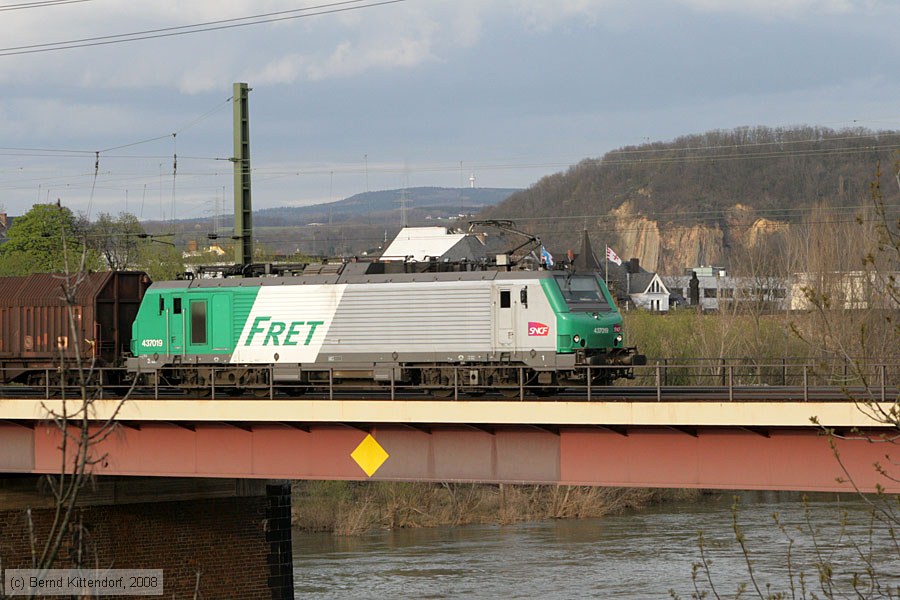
xmin=479 ymin=126 xmax=900 ymax=274
xmin=254 ymin=187 xmax=518 ymax=227
xmin=145 ymin=187 xmax=518 ymax=257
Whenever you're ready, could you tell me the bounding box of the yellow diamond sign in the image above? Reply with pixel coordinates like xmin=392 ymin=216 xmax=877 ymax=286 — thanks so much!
xmin=351 ymin=434 xmax=389 ymax=477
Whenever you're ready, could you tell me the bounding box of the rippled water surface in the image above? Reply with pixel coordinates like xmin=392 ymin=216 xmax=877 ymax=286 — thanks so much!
xmin=293 ymin=492 xmax=898 ymax=599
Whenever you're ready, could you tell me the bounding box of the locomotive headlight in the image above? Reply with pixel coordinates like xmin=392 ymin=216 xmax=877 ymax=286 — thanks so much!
xmin=614 ymin=334 xmax=623 ymax=345
xmin=573 ymin=335 xmax=581 ymax=344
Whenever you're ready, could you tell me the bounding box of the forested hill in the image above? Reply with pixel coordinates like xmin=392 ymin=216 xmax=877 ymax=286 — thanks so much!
xmin=253 ymin=186 xmax=518 ymax=227
xmin=479 ymin=126 xmax=900 ymax=273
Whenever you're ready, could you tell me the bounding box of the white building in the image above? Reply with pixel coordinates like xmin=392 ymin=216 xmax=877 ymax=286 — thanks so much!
xmin=664 ymin=269 xmax=790 ymax=312
xmin=380 ymin=227 xmax=470 ymax=262
xmin=790 ymin=271 xmax=899 ymax=311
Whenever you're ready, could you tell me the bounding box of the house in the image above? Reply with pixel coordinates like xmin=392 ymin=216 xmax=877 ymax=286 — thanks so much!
xmin=605 ymin=259 xmax=671 ymax=312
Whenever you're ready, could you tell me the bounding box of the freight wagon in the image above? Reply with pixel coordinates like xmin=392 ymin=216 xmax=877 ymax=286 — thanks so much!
xmin=0 ymin=271 xmax=150 ymax=385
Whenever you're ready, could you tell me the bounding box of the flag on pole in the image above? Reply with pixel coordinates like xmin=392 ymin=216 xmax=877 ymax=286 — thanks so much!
xmin=540 ymin=245 xmax=554 ymax=268
xmin=606 ymin=246 xmax=622 ymax=266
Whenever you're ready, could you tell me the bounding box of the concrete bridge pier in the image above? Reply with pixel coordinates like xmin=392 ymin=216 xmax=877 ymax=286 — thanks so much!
xmin=0 ymin=476 xmax=293 ymax=599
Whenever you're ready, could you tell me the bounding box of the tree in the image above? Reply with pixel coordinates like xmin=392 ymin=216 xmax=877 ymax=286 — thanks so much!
xmin=0 ymin=203 xmax=100 ymax=275
xmin=138 ymin=241 xmax=184 ymax=281
xmin=677 ymin=159 xmax=900 ymax=600
xmin=26 ymin=270 xmax=132 ymax=576
xmin=89 ymin=212 xmax=145 ymax=271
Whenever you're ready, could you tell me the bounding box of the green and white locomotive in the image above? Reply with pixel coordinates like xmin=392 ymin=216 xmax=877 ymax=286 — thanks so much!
xmin=127 ymin=262 xmax=644 ymax=396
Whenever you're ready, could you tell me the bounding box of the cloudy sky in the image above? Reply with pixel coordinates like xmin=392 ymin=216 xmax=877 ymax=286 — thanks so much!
xmin=0 ymin=0 xmax=898 ymax=223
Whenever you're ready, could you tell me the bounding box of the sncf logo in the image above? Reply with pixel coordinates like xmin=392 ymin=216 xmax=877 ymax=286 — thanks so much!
xmin=528 ymin=322 xmax=550 ymax=336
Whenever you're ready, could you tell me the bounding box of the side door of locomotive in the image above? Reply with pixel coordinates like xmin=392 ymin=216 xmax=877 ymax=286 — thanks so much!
xmin=186 ymin=296 xmax=211 ymax=355
xmin=185 ymin=293 xmax=231 ymax=355
xmin=493 ymin=286 xmax=516 ymax=348
xmin=169 ymin=296 xmax=185 ymax=355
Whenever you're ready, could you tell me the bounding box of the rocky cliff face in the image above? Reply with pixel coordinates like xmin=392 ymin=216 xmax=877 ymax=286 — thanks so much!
xmin=609 ymin=202 xmax=788 ymax=274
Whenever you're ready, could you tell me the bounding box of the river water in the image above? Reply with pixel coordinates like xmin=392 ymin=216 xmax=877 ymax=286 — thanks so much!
xmin=293 ymin=492 xmax=899 ymax=598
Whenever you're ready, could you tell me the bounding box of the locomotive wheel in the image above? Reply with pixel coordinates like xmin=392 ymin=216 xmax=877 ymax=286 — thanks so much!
xmin=246 ymin=370 xmax=271 ymax=398
xmin=423 ymin=368 xmax=454 ymax=398
xmin=497 ymin=386 xmax=521 ymax=399
xmin=189 ymin=386 xmax=211 ymax=399
xmin=487 ymin=369 xmax=522 ymax=399
xmin=249 ymin=387 xmax=271 ymax=399
xmin=185 ymin=369 xmax=211 ymax=398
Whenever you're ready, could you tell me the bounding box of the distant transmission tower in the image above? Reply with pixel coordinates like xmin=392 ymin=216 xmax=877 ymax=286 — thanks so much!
xmin=399 ymin=189 xmax=408 ymax=227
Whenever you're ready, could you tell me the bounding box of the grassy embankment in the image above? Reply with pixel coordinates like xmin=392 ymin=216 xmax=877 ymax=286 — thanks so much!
xmin=293 ymin=481 xmax=700 ymax=534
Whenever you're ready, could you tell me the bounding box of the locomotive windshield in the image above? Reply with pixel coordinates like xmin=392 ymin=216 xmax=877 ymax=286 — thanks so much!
xmin=553 ymin=274 xmax=611 ymax=312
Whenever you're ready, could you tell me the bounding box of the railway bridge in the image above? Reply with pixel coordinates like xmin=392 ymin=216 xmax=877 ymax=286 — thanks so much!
xmin=1 ymin=384 xmax=898 ymax=598
xmin=1 ymin=390 xmax=897 ymax=492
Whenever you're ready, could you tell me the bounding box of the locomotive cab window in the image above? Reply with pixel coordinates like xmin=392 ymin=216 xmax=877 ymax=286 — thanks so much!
xmin=190 ymin=301 xmax=207 ymax=345
xmin=553 ymin=275 xmax=611 ymax=312
xmin=500 ymin=290 xmax=511 ymax=308
xmin=158 ymin=296 xmax=165 ymax=314
xmin=173 ymin=297 xmax=182 ymax=315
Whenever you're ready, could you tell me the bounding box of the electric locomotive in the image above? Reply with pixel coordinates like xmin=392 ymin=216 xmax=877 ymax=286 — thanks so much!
xmin=126 ymin=259 xmax=645 ymax=396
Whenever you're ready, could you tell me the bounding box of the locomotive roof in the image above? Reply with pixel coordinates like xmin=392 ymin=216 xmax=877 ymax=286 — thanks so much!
xmin=148 ymin=269 xmax=586 ymax=291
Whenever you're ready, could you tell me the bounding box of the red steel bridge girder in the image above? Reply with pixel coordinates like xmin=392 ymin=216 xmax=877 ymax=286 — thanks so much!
xmin=1 ymin=423 xmax=895 ymax=493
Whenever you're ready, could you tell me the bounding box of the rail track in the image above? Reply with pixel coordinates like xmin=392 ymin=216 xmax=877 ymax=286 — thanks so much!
xmin=1 ymin=360 xmax=896 ymax=403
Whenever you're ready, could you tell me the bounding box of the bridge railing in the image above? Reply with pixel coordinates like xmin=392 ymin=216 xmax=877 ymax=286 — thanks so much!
xmin=630 ymin=357 xmax=894 ymax=389
xmin=1 ymin=360 xmax=897 ymax=404
xmin=138 ymin=361 xmax=899 ymax=402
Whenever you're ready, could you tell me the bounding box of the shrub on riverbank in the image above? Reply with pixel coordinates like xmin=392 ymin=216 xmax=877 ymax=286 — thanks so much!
xmin=292 ymin=481 xmax=700 ymax=534
xmin=624 ymin=310 xmax=809 ymax=365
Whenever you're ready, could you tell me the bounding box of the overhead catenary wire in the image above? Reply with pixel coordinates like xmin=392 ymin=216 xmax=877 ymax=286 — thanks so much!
xmin=200 ymin=203 xmax=900 ymax=235
xmin=174 ymin=97 xmax=233 ymax=135
xmin=46 ymin=137 xmax=884 ymax=188
xmin=2 ymin=126 xmax=898 ymax=167
xmin=0 ymin=0 xmax=91 ymax=12
xmin=2 ymin=141 xmax=897 ymax=197
xmin=0 ymin=0 xmax=407 ymax=57
xmin=0 ymin=98 xmax=234 ymax=159
xmin=198 ymin=214 xmax=899 ymax=251
xmin=2 ymin=127 xmax=898 ymax=220
xmin=0 ymin=95 xmax=238 ymax=216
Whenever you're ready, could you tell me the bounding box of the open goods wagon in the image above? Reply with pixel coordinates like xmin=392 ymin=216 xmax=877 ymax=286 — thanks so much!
xmin=0 ymin=271 xmax=151 ymax=385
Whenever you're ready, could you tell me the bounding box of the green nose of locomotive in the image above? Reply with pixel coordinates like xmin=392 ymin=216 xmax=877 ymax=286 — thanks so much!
xmin=541 ymin=273 xmax=626 ymax=352
xmin=556 ymin=311 xmax=624 ymax=352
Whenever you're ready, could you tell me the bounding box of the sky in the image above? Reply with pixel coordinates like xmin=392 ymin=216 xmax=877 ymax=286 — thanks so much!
xmin=0 ymin=0 xmax=898 ymax=225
